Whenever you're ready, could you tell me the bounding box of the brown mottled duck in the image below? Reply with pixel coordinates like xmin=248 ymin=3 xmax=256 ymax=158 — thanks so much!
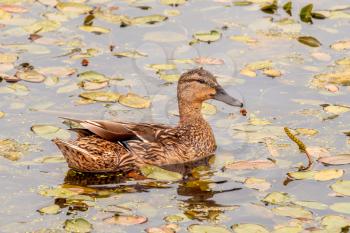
xmin=53 ymin=68 xmax=244 ymax=173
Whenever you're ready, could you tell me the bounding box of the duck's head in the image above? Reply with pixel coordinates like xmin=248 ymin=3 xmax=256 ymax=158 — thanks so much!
xmin=178 ymin=68 xmax=243 ymax=108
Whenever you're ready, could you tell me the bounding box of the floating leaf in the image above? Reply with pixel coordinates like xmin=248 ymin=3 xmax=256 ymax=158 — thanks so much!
xmin=194 ymin=57 xmax=224 ymax=65
xmin=23 ymin=20 xmax=61 ymax=34
xmin=104 ymin=215 xmax=147 ymax=225
xmin=321 ymin=215 xmax=350 ymax=232
xmin=330 ymin=180 xmax=350 ymax=196
xmin=64 ymin=218 xmax=92 ymax=233
xmin=331 ymin=40 xmax=350 ymax=51
xmin=148 ymin=63 xmax=176 ymax=72
xmin=118 ymin=93 xmax=151 ymax=109
xmin=113 ymin=50 xmax=147 ymax=58
xmin=56 ymin=2 xmax=92 ymax=14
xmin=272 ymin=226 xmax=302 ymax=233
xmin=312 ymin=72 xmax=350 ymax=88
xmin=82 ymin=81 xmax=108 ymax=91
xmin=263 ymin=68 xmax=282 ymax=77
xmin=329 ymin=202 xmax=350 ymax=214
xmin=245 ymin=60 xmax=273 ymax=71
xmin=293 ymin=200 xmax=328 ymax=210
xmin=272 ymin=206 xmax=313 ymax=219
xmin=38 ymin=186 xmax=78 ymax=198
xmin=0 ymin=53 xmax=17 ymax=63
xmin=37 ymin=66 xmax=76 ymax=77
xmin=0 ymin=138 xmax=31 ymax=161
xmin=323 ymin=105 xmax=350 ymax=115
xmin=319 ymin=154 xmax=350 ymax=165
xmin=262 ymin=192 xmax=292 ymax=205
xmin=160 ymin=0 xmax=187 ymax=7
xmin=300 ymin=4 xmax=313 ymax=23
xmin=261 ymin=0 xmax=278 ymax=14
xmin=295 ymin=128 xmax=318 ymax=136
xmin=129 ymin=15 xmax=168 ymax=25
xmin=79 ymin=25 xmax=110 ymax=34
xmin=31 ymin=124 xmax=71 ymax=140
xmin=336 ymin=57 xmax=350 ymax=65
xmin=0 ymin=111 xmax=4 ymax=119
xmin=230 ymin=35 xmax=257 ymax=44
xmin=15 ymin=70 xmax=46 ymax=83
xmin=79 ymin=91 xmax=120 ymax=102
xmin=283 ymin=1 xmax=292 ymax=16
xmin=193 ymin=30 xmax=221 ymax=43
xmin=38 ymin=204 xmax=60 ymax=215
xmin=159 ymin=73 xmax=180 ymax=82
xmin=225 ymin=160 xmax=276 ymax=170
xmin=188 ymin=224 xmax=231 ymax=233
xmin=288 ymin=169 xmax=344 ymax=181
xmin=244 ymin=177 xmax=271 ymax=191
xmin=232 ymin=223 xmax=269 ymax=233
xmin=78 ymin=71 xmax=109 ymax=82
xmin=34 ymin=155 xmax=65 ymax=163
xmin=140 ymin=165 xmax=183 ymax=181
xmin=298 ymin=36 xmax=321 ymax=47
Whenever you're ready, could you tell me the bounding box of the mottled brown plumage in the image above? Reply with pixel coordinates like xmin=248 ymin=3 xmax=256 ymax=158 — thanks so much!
xmin=53 ymin=68 xmax=243 ymax=173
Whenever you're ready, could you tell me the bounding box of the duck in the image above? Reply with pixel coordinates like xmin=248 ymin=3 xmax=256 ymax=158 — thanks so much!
xmin=53 ymin=68 xmax=244 ymax=173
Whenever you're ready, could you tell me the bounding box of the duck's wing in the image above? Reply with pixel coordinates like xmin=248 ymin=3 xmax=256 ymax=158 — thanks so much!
xmin=61 ymin=118 xmax=173 ymax=143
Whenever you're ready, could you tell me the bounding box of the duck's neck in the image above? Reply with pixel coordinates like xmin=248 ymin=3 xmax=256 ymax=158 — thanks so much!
xmin=178 ymin=98 xmax=204 ymax=124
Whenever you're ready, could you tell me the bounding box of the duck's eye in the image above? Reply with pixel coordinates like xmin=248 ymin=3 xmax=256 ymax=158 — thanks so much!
xmin=197 ymin=80 xmax=206 ymax=84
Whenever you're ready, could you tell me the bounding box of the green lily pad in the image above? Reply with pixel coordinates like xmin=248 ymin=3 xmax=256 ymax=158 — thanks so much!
xmin=298 ymin=36 xmax=321 ymax=47
xmin=64 ymin=218 xmax=92 ymax=233
xmin=329 ymin=202 xmax=350 ymax=214
xmin=262 ymin=192 xmax=292 ymax=205
xmin=38 ymin=186 xmax=78 ymax=198
xmin=38 ymin=204 xmax=60 ymax=215
xmin=330 ymin=180 xmax=350 ymax=196
xmin=188 ymin=224 xmax=231 ymax=233
xmin=288 ymin=169 xmax=344 ymax=181
xmin=244 ymin=177 xmax=271 ymax=191
xmin=31 ymin=125 xmax=71 ymax=140
xmin=232 ymin=223 xmax=269 ymax=233
xmin=272 ymin=205 xmax=313 ymax=219
xmin=300 ymin=4 xmax=313 ymax=23
xmin=113 ymin=50 xmax=147 ymax=58
xmin=193 ymin=30 xmax=221 ymax=43
xmin=140 ymin=165 xmax=183 ymax=181
xmin=148 ymin=63 xmax=176 ymax=72
xmin=129 ymin=15 xmax=168 ymax=25
xmin=79 ymin=91 xmax=121 ymax=102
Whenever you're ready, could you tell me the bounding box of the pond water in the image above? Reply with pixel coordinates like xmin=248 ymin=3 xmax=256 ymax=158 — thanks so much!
xmin=0 ymin=0 xmax=349 ymax=232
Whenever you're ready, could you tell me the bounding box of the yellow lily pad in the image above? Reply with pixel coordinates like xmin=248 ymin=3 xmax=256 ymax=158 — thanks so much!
xmin=232 ymin=223 xmax=269 ymax=233
xmin=293 ymin=200 xmax=328 ymax=210
xmin=118 ymin=93 xmax=151 ymax=109
xmin=288 ymin=169 xmax=344 ymax=181
xmin=79 ymin=25 xmax=110 ymax=34
xmin=0 ymin=53 xmax=18 ymax=63
xmin=64 ymin=218 xmax=92 ymax=233
xmin=321 ymin=215 xmax=350 ymax=232
xmin=331 ymin=40 xmax=350 ymax=51
xmin=330 ymin=180 xmax=350 ymax=196
xmin=240 ymin=68 xmax=257 ymax=77
xmin=79 ymin=91 xmax=121 ymax=102
xmin=312 ymin=71 xmax=350 ymax=88
xmin=78 ymin=71 xmax=109 ymax=82
xmin=295 ymin=128 xmax=318 ymax=136
xmin=159 ymin=73 xmax=180 ymax=82
xmin=15 ymin=70 xmax=46 ymax=83
xmin=263 ymin=68 xmax=282 ymax=77
xmin=329 ymin=202 xmax=350 ymax=214
xmin=38 ymin=204 xmax=60 ymax=215
xmin=56 ymin=2 xmax=92 ymax=14
xmin=129 ymin=15 xmax=168 ymax=25
xmin=31 ymin=124 xmax=71 ymax=140
xmin=230 ymin=35 xmax=257 ymax=44
xmin=148 ymin=63 xmax=176 ymax=72
xmin=272 ymin=226 xmax=302 ymax=233
xmin=38 ymin=186 xmax=78 ymax=198
xmin=272 ymin=206 xmax=313 ymax=219
xmin=0 ymin=111 xmax=4 ymax=118
xmin=244 ymin=177 xmax=271 ymax=191
xmin=193 ymin=30 xmax=221 ymax=43
xmin=336 ymin=57 xmax=350 ymax=65
xmin=188 ymin=224 xmax=231 ymax=233
xmin=262 ymin=192 xmax=292 ymax=205
xmin=246 ymin=60 xmax=273 ymax=71
xmin=323 ymin=105 xmax=350 ymax=115
xmin=140 ymin=165 xmax=183 ymax=181
xmin=23 ymin=20 xmax=60 ymax=33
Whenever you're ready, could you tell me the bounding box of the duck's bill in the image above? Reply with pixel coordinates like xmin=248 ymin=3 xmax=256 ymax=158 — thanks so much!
xmin=214 ymin=85 xmax=243 ymax=107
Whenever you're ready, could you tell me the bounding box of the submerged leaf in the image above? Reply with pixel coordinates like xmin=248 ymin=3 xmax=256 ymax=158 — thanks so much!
xmin=140 ymin=165 xmax=183 ymax=181
xmin=232 ymin=223 xmax=269 ymax=233
xmin=64 ymin=218 xmax=92 ymax=233
xmin=104 ymin=215 xmax=147 ymax=225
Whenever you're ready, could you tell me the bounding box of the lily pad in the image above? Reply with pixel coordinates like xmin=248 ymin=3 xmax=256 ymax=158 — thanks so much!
xmin=225 ymin=160 xmax=276 ymax=170
xmin=331 ymin=40 xmax=350 ymax=51
xmin=288 ymin=169 xmax=344 ymax=181
xmin=31 ymin=124 xmax=71 ymax=140
xmin=0 ymin=111 xmax=4 ymax=118
xmin=64 ymin=218 xmax=92 ymax=233
xmin=56 ymin=2 xmax=92 ymax=15
xmin=293 ymin=200 xmax=328 ymax=210
xmin=38 ymin=204 xmax=60 ymax=215
xmin=323 ymin=105 xmax=350 ymax=115
xmin=330 ymin=180 xmax=350 ymax=196
xmin=79 ymin=91 xmax=121 ymax=102
xmin=118 ymin=93 xmax=151 ymax=109
xmin=78 ymin=71 xmax=109 ymax=82
xmin=193 ymin=30 xmax=221 ymax=43
xmin=318 ymin=154 xmax=350 ymax=165
xmin=312 ymin=71 xmax=350 ymax=88
xmin=262 ymin=192 xmax=292 ymax=205
xmin=188 ymin=224 xmax=231 ymax=233
xmin=244 ymin=177 xmax=271 ymax=191
xmin=113 ymin=50 xmax=147 ymax=58
xmin=0 ymin=138 xmax=32 ymax=161
xmin=160 ymin=0 xmax=187 ymax=6
xmin=140 ymin=165 xmax=183 ymax=181
xmin=79 ymin=25 xmax=110 ymax=34
xmin=0 ymin=53 xmax=17 ymax=63
xmin=232 ymin=223 xmax=269 ymax=233
xmin=298 ymin=36 xmax=321 ymax=47
xmin=321 ymin=215 xmax=350 ymax=232
xmin=272 ymin=205 xmax=313 ymax=219
xmin=15 ymin=70 xmax=46 ymax=83
xmin=104 ymin=215 xmax=147 ymax=225
xmin=329 ymin=202 xmax=350 ymax=214
xmin=38 ymin=186 xmax=78 ymax=198
xmin=129 ymin=15 xmax=168 ymax=25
